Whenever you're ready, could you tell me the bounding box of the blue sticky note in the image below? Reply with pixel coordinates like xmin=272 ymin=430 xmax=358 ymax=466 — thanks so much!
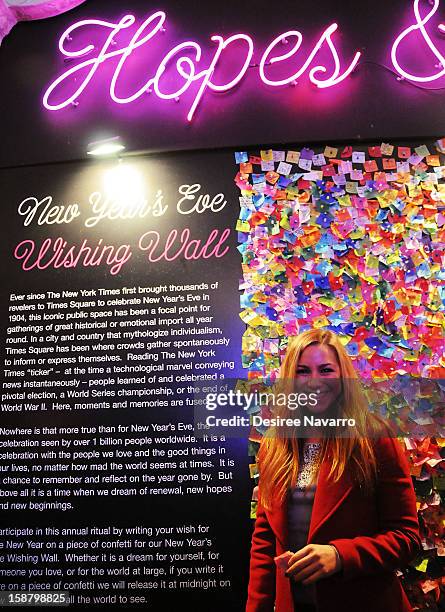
xmin=252 ymin=173 xmax=266 ymax=184
xmin=239 ymin=207 xmax=251 ymax=221
xmin=320 ymin=193 xmax=337 ymax=205
xmin=284 ymin=231 xmax=298 ymax=245
xmin=293 ymin=287 xmax=310 ymax=303
xmin=294 ymin=305 xmax=308 ymax=318
xmin=253 ymin=194 xmax=265 ymax=209
xmin=330 ymin=185 xmax=345 ymax=195
xmin=278 ymin=176 xmax=292 ymax=188
xmin=235 ymin=151 xmax=248 ymax=163
xmin=316 ymin=213 xmax=333 ymax=228
xmin=246 ymin=403 xmax=261 ymax=415
xmin=314 ymin=276 xmax=331 ymax=290
xmin=417 ymin=262 xmax=431 ymax=278
xmin=377 ymin=346 xmax=395 ymax=358
xmin=316 ymin=261 xmax=332 ymax=275
xmin=343 ymin=323 xmax=356 ymax=336
xmin=375 ymin=209 xmax=388 ymax=221
xmin=270 ymin=285 xmax=285 ymax=297
xmin=266 ymin=307 xmax=279 ymax=320
xmin=327 ymin=313 xmax=343 ymax=326
xmin=364 ymin=337 xmax=385 ymax=351
xmin=240 ymin=295 xmax=254 ymax=308
xmin=333 ymin=244 xmax=350 ymax=256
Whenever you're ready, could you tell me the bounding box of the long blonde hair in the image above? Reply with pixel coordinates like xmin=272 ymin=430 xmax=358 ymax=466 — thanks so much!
xmin=258 ymin=329 xmax=382 ymax=510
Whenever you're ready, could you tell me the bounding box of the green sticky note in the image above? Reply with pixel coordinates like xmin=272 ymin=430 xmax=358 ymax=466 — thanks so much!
xmin=433 ymin=475 xmax=445 ymax=490
xmin=248 ymin=440 xmax=259 ymax=458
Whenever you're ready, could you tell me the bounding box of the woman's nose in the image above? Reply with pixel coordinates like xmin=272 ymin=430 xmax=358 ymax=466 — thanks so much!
xmin=306 ymin=373 xmax=319 ymax=385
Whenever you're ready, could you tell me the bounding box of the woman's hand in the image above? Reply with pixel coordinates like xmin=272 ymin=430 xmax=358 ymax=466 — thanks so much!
xmin=285 ymin=544 xmax=342 ymax=585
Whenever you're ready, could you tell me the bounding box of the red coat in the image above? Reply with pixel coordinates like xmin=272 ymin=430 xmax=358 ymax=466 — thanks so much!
xmin=246 ymin=437 xmax=421 ymax=612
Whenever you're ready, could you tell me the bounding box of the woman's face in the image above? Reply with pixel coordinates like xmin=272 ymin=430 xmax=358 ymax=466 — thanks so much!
xmin=295 ymin=343 xmax=342 ymax=414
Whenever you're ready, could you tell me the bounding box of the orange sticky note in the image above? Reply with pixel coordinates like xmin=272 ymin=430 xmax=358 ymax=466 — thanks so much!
xmin=364 ymin=160 xmax=378 ymax=172
xmin=368 ymin=146 xmax=382 ymax=157
xmin=426 ymin=154 xmax=440 ymax=166
xmin=382 ymin=158 xmax=396 ymax=170
xmin=398 ymin=146 xmax=411 ymax=159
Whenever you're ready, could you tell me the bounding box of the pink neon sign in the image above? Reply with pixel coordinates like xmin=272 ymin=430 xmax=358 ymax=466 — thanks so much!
xmin=42 ymin=11 xmax=360 ymax=121
xmin=391 ymin=0 xmax=445 ymax=83
xmin=42 ymin=1 xmax=445 ymax=120
xmin=259 ymin=23 xmax=360 ymax=88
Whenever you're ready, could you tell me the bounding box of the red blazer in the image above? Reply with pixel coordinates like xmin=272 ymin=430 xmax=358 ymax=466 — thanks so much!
xmin=246 ymin=437 xmax=421 ymax=612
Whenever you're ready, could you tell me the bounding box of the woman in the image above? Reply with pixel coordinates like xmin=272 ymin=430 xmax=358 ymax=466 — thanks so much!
xmin=246 ymin=329 xmax=421 ymax=612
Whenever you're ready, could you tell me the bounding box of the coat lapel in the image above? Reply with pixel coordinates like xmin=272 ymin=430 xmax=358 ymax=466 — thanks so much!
xmin=266 ymin=501 xmax=288 ymax=549
xmin=308 ymin=459 xmax=353 ymax=542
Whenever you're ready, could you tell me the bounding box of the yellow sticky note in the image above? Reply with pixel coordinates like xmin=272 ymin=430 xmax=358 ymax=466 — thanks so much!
xmin=239 ymin=309 xmax=258 ymax=324
xmin=407 ymin=183 xmax=422 ymax=197
xmin=386 ymin=253 xmax=401 ymax=265
xmin=286 ymin=150 xmax=300 ymax=163
xmin=312 ymin=316 xmax=330 ymax=328
xmin=345 ymin=182 xmax=358 ymax=194
xmin=260 ymin=149 xmax=273 ymax=161
xmin=269 ymin=323 xmax=286 ymax=338
xmin=324 ymin=146 xmax=338 ymax=158
xmin=279 ymin=216 xmax=291 ymax=230
xmin=349 ymin=228 xmax=365 ymax=239
xmin=414 ymin=558 xmax=429 ymax=573
xmin=392 ymin=223 xmax=405 ymax=235
xmin=252 ymin=291 xmax=267 ymax=303
xmin=381 ymin=142 xmax=394 ymax=156
xmin=336 ymin=195 xmax=351 ymax=207
xmin=411 ymin=251 xmax=425 ymax=266
xmin=332 ymin=298 xmax=347 ymax=311
xmin=249 ymin=463 xmax=259 ymax=478
xmin=365 ymin=254 xmax=379 ymax=269
xmin=236 ymin=220 xmax=251 ymax=232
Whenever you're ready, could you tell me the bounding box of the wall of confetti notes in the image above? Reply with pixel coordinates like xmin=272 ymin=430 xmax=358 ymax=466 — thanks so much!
xmin=234 ymin=141 xmax=445 ymax=610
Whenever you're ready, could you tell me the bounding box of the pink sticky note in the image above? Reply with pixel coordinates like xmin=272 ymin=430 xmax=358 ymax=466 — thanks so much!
xmin=274 ymin=551 xmax=293 ymax=571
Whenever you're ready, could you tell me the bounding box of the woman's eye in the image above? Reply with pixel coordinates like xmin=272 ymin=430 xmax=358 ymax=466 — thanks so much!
xmin=321 ymin=368 xmax=334 ymax=373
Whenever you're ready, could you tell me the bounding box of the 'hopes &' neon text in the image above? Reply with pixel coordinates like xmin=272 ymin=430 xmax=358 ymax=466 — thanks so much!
xmin=43 ymin=2 xmax=445 ymax=120
xmin=42 ymin=11 xmax=360 ymax=121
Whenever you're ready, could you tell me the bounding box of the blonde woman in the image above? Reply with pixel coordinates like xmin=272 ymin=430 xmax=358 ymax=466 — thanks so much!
xmin=246 ymin=329 xmax=420 ymax=612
